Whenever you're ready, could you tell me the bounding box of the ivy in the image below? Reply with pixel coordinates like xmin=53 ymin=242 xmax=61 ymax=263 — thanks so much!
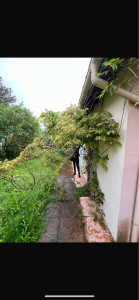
xmin=96 ymin=57 xmax=139 ymax=104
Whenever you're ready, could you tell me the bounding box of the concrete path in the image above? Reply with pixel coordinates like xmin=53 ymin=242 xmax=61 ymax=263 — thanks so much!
xmin=38 ymin=160 xmax=112 ymax=243
xmin=38 ymin=160 xmax=86 ymax=243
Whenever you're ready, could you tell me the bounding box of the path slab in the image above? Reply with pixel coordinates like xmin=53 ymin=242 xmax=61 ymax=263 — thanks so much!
xmin=58 ymin=216 xmax=85 ymax=242
xmin=39 ymin=160 xmax=112 ymax=243
xmin=39 ymin=217 xmax=60 ymax=242
xmin=38 ymin=161 xmax=86 ymax=243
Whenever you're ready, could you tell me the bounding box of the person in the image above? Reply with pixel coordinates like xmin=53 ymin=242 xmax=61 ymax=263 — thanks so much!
xmin=70 ymin=146 xmax=81 ymax=178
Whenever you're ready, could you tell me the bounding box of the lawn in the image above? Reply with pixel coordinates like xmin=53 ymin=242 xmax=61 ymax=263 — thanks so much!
xmin=0 ymin=150 xmax=67 ymax=242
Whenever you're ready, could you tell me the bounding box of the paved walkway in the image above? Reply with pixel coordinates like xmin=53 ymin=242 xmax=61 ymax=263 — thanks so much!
xmin=38 ymin=160 xmax=112 ymax=243
xmin=38 ymin=160 xmax=86 ymax=242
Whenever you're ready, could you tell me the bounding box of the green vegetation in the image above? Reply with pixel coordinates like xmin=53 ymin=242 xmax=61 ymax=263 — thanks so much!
xmin=0 ymin=150 xmax=67 ymax=242
xmin=39 ymin=105 xmax=121 ymax=171
xmin=54 ymin=184 xmax=68 ymax=202
xmin=74 ymin=184 xmax=90 ymax=199
xmin=0 ymin=58 xmax=138 ymax=242
xmin=39 ymin=103 xmax=121 ymax=215
xmin=0 ymin=76 xmax=16 ymax=107
xmin=97 ymin=57 xmax=139 ymax=103
xmin=0 ymin=103 xmax=41 ymax=160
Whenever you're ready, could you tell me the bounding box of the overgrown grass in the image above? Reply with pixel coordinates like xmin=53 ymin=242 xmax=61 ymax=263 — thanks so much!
xmin=0 ymin=150 xmax=67 ymax=242
xmin=74 ymin=184 xmax=90 ymax=200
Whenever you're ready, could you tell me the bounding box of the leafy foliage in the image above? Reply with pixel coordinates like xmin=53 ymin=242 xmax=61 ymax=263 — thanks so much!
xmin=0 ymin=134 xmax=52 ymax=190
xmin=74 ymin=184 xmax=90 ymax=199
xmin=40 ymin=105 xmax=121 ymax=172
xmin=97 ymin=57 xmax=139 ymax=102
xmin=0 ymin=152 xmax=66 ymax=242
xmin=0 ymin=77 xmax=16 ymax=107
xmin=0 ymin=103 xmax=41 ymax=160
xmin=40 ymin=104 xmax=120 ymax=152
xmin=38 ymin=104 xmax=121 ymax=210
xmin=39 ymin=109 xmax=60 ymax=135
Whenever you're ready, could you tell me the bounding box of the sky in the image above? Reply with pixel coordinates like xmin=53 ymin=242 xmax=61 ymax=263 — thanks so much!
xmin=0 ymin=58 xmax=91 ymax=118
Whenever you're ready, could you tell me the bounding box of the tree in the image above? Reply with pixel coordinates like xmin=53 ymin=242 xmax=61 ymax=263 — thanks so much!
xmin=0 ymin=77 xmax=16 ymax=107
xmin=38 ymin=104 xmax=121 ymax=170
xmin=39 ymin=109 xmax=60 ymax=135
xmin=0 ymin=104 xmax=42 ymax=160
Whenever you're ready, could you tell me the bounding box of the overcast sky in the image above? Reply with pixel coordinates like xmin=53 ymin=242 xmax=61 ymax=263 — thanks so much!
xmin=0 ymin=58 xmax=91 ymax=118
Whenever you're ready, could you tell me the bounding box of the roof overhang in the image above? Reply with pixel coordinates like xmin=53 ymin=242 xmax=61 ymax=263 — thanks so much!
xmin=79 ymin=57 xmax=139 ymax=110
xmin=79 ymin=57 xmax=103 ymax=108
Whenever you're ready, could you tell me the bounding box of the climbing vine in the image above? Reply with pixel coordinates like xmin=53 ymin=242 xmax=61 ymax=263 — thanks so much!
xmin=82 ymin=57 xmax=139 ymax=214
xmin=97 ymin=57 xmax=139 ymax=103
xmin=39 ymin=104 xmax=121 ymax=217
xmin=39 ymin=105 xmax=121 ymax=169
xmin=76 ymin=57 xmax=139 ymax=221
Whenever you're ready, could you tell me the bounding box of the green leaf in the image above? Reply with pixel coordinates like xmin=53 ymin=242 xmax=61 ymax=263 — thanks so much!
xmin=97 ymin=73 xmax=102 ymax=77
xmin=134 ymin=101 xmax=139 ymax=107
xmin=104 ymin=70 xmax=109 ymax=76
xmin=114 ymin=141 xmax=122 ymax=147
xmin=109 ymin=87 xmax=114 ymax=96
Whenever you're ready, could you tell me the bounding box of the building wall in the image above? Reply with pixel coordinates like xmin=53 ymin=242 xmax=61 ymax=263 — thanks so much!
xmin=80 ymin=93 xmax=129 ymax=240
xmin=79 ymin=65 xmax=139 ymax=241
xmin=96 ymin=94 xmax=129 ymax=240
xmin=117 ymin=84 xmax=139 ymax=242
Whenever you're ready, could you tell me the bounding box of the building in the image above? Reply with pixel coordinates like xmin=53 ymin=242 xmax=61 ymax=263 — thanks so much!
xmin=78 ymin=57 xmax=139 ymax=242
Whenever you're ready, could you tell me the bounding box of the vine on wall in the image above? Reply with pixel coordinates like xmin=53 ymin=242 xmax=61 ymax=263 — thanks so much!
xmin=97 ymin=57 xmax=139 ymax=103
xmin=79 ymin=57 xmax=139 ymax=220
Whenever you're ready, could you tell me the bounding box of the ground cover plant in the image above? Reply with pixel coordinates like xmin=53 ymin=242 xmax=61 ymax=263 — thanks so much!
xmin=0 ymin=150 xmax=67 ymax=242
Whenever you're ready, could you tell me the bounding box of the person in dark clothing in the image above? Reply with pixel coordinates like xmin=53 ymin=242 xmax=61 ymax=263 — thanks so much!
xmin=70 ymin=146 xmax=81 ymax=177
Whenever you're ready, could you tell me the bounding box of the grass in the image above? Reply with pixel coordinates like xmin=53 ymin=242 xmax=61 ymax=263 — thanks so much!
xmin=73 ymin=184 xmax=90 ymax=200
xmin=0 ymin=150 xmax=67 ymax=242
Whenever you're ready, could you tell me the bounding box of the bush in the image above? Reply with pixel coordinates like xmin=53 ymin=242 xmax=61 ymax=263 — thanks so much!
xmin=0 ymin=146 xmax=5 ymax=161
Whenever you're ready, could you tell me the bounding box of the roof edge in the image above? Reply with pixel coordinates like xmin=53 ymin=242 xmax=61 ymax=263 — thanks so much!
xmin=79 ymin=58 xmax=103 ymax=107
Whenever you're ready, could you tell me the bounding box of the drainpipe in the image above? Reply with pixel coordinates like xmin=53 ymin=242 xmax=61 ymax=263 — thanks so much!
xmin=90 ymin=58 xmax=138 ymax=103
xmin=130 ymin=172 xmax=139 ymax=242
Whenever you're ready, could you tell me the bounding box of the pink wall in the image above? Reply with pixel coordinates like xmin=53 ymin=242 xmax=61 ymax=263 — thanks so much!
xmin=117 ymin=101 xmax=139 ymax=242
